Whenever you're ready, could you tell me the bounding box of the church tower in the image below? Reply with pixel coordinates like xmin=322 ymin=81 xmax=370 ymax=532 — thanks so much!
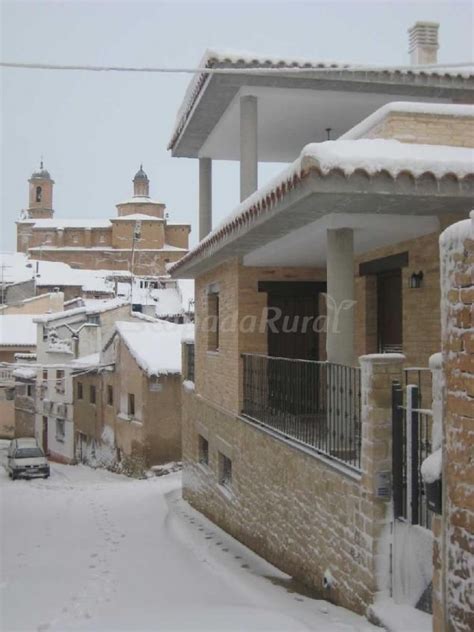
xmin=27 ymin=160 xmax=54 ymax=219
xmin=133 ymin=164 xmax=150 ymax=197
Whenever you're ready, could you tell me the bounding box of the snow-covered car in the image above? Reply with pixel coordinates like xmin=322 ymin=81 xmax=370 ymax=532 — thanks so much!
xmin=7 ymin=438 xmax=50 ymax=480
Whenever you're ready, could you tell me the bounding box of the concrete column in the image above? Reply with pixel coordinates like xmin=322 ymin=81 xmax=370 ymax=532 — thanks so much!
xmin=199 ymin=158 xmax=212 ymax=240
xmin=240 ymin=95 xmax=258 ymax=201
xmin=326 ymin=228 xmax=355 ymax=366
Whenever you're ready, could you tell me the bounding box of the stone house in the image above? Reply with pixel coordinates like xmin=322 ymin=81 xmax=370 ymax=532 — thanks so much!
xmin=33 ymin=300 xmax=130 ymax=463
xmin=0 ymin=293 xmax=63 ymax=438
xmin=73 ymin=318 xmax=193 ymax=476
xmin=167 ymin=23 xmax=473 ymax=623
xmin=16 ymin=164 xmax=191 ymax=276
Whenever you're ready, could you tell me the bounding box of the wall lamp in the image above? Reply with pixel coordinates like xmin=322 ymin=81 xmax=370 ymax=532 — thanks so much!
xmin=409 ymin=271 xmax=424 ymax=289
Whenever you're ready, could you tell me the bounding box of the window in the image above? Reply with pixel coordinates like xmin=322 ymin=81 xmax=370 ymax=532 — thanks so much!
xmin=43 ymin=369 xmax=48 ymax=382
xmin=218 ymin=453 xmax=232 ymax=490
xmin=207 ymin=286 xmax=220 ymax=351
xmin=77 ymin=381 xmax=83 ymax=400
xmin=185 ymin=342 xmax=195 ymax=382
xmin=90 ymin=385 xmax=96 ymax=405
xmin=36 ymin=186 xmax=42 ymax=203
xmin=56 ymin=370 xmax=65 ymax=394
xmin=5 ymin=388 xmax=15 ymax=401
xmin=107 ymin=385 xmax=113 ymax=406
xmin=128 ymin=393 xmax=135 ymax=417
xmin=56 ymin=418 xmax=65 ymax=442
xmin=198 ymin=435 xmax=209 ymax=466
xmin=27 ymin=385 xmax=33 ymax=398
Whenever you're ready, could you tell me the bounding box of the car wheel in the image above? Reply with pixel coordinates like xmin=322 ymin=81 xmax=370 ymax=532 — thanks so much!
xmin=11 ymin=473 xmax=16 ymax=481
xmin=44 ymin=475 xmax=50 ymax=479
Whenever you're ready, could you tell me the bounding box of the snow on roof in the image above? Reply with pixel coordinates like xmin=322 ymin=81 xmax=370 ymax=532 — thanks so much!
xmin=170 ymin=138 xmax=474 ymax=275
xmin=0 ymin=254 xmax=88 ymax=288
xmin=0 ymin=252 xmax=34 ymax=284
xmin=169 ymin=47 xmax=474 ymax=150
xmin=0 ymin=315 xmax=37 ymax=347
xmin=12 ymin=367 xmax=37 ymax=380
xmin=67 ymin=352 xmax=101 ymax=369
xmin=116 ymin=319 xmax=194 ymax=376
xmin=153 ymin=288 xmax=183 ymax=317
xmin=299 ymin=138 xmax=474 ymax=179
xmin=117 ymin=197 xmax=163 ymax=205
xmin=340 ymin=102 xmax=474 ymax=140
xmin=177 ymin=279 xmax=195 ymax=312
xmin=111 ymin=213 xmax=164 ymax=221
xmin=19 ymin=219 xmax=111 ymax=229
xmin=34 ymin=298 xmax=128 ymax=323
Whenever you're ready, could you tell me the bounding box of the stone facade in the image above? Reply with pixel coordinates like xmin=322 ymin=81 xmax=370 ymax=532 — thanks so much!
xmin=14 ymin=381 xmax=36 ymax=437
xmin=16 ymin=166 xmax=191 ymax=276
xmin=74 ymin=331 xmax=182 ymax=477
xmin=0 ymin=291 xmax=64 ymax=315
xmin=182 ymin=354 xmax=404 ymax=615
xmin=432 ymin=213 xmax=474 ymax=632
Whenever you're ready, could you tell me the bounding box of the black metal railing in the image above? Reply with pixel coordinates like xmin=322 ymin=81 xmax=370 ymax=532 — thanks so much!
xmin=392 ymin=382 xmax=433 ymax=529
xmin=242 ymin=353 xmax=361 ymax=469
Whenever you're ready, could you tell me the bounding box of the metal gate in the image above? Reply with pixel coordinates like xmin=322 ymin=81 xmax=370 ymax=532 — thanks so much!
xmin=391 ymin=381 xmax=433 ymax=613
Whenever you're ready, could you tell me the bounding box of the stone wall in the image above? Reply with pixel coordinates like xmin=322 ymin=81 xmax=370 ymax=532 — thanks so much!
xmin=0 ymin=392 xmax=15 ymax=438
xmin=26 ymin=247 xmax=184 ymax=276
xmin=182 ymin=354 xmax=403 ymax=616
xmin=433 ymin=213 xmax=474 ymax=632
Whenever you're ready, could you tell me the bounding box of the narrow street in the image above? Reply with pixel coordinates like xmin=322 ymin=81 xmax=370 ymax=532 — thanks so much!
xmin=0 ymin=445 xmax=376 ymax=632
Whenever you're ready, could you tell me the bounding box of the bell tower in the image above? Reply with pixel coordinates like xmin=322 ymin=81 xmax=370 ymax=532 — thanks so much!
xmin=133 ymin=164 xmax=150 ymax=197
xmin=27 ymin=160 xmax=54 ymax=219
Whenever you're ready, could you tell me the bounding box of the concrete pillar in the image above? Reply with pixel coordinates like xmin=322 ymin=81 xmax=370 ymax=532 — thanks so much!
xmin=240 ymin=95 xmax=258 ymax=201
xmin=199 ymin=158 xmax=212 ymax=240
xmin=326 ymin=228 xmax=355 ymax=366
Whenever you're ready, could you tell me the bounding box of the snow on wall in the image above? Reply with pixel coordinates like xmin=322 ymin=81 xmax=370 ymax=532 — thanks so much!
xmin=436 ymin=210 xmax=474 ymax=631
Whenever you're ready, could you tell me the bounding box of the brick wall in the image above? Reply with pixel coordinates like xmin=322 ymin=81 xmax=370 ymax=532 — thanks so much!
xmin=433 ymin=213 xmax=474 ymax=632
xmin=355 ymin=216 xmax=466 ymax=371
xmin=364 ymin=111 xmax=474 ymax=147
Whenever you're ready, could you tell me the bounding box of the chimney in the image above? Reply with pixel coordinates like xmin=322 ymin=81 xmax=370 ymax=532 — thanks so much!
xmin=408 ymin=21 xmax=439 ymax=65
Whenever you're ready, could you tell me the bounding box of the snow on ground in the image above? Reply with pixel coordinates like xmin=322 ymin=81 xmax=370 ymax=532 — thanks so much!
xmin=0 ymin=442 xmax=376 ymax=632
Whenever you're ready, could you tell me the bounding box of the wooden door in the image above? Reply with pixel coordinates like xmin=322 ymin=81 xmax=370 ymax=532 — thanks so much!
xmin=42 ymin=416 xmax=48 ymax=454
xmin=267 ymin=294 xmax=320 ymax=360
xmin=377 ymin=270 xmax=403 ymax=353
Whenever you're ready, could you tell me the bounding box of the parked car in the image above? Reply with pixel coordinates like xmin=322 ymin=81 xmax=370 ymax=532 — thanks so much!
xmin=7 ymin=438 xmax=50 ymax=480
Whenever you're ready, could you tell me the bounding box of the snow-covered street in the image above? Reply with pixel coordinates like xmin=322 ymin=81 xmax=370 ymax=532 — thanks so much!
xmin=0 ymin=449 xmax=377 ymax=632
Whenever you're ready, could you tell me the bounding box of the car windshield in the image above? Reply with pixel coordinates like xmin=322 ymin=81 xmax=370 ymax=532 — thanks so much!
xmin=15 ymin=448 xmax=44 ymax=458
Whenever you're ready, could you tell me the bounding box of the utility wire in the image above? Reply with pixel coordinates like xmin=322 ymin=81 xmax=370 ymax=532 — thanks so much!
xmin=1 ymin=61 xmax=472 ymax=75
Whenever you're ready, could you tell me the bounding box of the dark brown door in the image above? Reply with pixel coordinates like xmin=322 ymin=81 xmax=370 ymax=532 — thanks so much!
xmin=377 ymin=270 xmax=403 ymax=353
xmin=267 ymin=294 xmax=319 ymax=360
xmin=42 ymin=416 xmax=48 ymax=454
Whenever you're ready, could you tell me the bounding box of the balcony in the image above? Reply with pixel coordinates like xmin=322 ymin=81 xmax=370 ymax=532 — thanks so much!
xmin=0 ymin=369 xmax=14 ymax=387
xmin=242 ymin=354 xmax=361 ymax=470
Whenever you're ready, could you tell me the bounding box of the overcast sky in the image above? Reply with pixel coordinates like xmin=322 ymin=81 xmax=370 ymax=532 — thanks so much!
xmin=1 ymin=0 xmax=473 ymax=251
